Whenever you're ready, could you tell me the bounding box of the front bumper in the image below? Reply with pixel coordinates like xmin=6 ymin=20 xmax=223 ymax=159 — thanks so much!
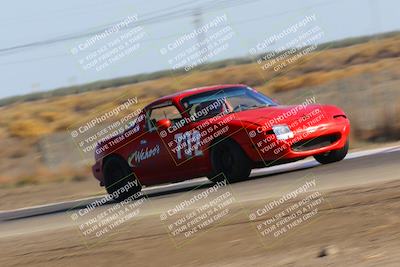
xmin=246 ymin=119 xmax=350 ymax=162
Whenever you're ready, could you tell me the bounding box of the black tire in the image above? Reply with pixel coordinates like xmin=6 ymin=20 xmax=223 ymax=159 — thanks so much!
xmin=314 ymin=139 xmax=349 ymax=164
xmin=103 ymin=156 xmax=142 ymax=202
xmin=208 ymin=139 xmax=251 ymax=183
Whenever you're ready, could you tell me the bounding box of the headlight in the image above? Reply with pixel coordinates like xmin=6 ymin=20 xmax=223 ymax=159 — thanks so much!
xmin=272 ymin=125 xmax=294 ymax=140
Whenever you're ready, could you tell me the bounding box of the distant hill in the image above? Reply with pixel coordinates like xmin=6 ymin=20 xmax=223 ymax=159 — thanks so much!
xmin=1 ymin=30 xmax=399 ymax=107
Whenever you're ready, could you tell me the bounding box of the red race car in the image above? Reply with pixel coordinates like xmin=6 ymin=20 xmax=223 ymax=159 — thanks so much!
xmin=92 ymin=84 xmax=350 ymax=201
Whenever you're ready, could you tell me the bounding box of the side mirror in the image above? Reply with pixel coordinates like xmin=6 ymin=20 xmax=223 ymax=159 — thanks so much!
xmin=156 ymin=118 xmax=171 ymax=129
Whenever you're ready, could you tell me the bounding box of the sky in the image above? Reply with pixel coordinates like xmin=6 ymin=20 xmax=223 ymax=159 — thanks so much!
xmin=0 ymin=0 xmax=398 ymax=99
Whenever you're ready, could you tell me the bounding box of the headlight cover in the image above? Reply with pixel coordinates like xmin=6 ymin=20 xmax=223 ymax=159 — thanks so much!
xmin=272 ymin=124 xmax=294 ymax=140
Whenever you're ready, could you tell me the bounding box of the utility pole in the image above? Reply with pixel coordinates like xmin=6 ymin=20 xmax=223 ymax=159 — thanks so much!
xmin=193 ymin=7 xmax=208 ymax=63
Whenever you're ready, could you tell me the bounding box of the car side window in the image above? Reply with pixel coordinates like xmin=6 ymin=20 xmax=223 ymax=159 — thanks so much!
xmin=147 ymin=104 xmax=182 ymax=131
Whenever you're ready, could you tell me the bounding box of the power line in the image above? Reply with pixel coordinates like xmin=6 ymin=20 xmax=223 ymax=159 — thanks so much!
xmin=0 ymin=0 xmax=260 ymax=55
xmin=0 ymin=0 xmax=338 ymax=66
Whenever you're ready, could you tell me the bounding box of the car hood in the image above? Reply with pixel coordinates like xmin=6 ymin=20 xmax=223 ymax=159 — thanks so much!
xmin=229 ymin=104 xmax=343 ymax=127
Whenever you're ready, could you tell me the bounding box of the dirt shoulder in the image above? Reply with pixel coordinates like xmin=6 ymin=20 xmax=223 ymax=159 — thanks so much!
xmin=0 ymin=179 xmax=399 ymax=267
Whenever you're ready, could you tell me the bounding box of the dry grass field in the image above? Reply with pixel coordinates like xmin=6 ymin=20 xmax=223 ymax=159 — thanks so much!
xmin=0 ymin=34 xmax=399 ymax=187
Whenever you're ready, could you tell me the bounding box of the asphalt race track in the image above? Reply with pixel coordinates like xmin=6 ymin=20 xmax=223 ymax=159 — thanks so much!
xmin=1 ymin=145 xmax=399 ymax=238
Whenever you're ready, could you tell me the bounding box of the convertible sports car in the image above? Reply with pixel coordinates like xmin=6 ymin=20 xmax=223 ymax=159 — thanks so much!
xmin=92 ymin=84 xmax=350 ymax=201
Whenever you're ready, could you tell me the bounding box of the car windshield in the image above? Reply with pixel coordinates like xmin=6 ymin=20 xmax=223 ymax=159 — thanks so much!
xmin=181 ymin=86 xmax=277 ymax=121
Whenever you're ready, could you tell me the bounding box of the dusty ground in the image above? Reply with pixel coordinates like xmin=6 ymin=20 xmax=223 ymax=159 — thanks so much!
xmin=0 ymin=179 xmax=399 ymax=267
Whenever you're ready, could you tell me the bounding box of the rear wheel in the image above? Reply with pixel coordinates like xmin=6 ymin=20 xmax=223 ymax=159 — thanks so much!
xmin=208 ymin=139 xmax=251 ymax=183
xmin=314 ymin=139 xmax=349 ymax=164
xmin=103 ymin=156 xmax=142 ymax=202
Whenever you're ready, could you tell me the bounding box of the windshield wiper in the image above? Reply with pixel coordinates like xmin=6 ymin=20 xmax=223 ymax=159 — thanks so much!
xmin=245 ymin=104 xmax=270 ymax=110
xmin=229 ymin=104 xmax=272 ymax=114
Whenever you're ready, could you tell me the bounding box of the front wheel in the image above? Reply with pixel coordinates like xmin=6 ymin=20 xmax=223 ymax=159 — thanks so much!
xmin=314 ymin=139 xmax=349 ymax=164
xmin=208 ymin=139 xmax=251 ymax=183
xmin=103 ymin=156 xmax=142 ymax=202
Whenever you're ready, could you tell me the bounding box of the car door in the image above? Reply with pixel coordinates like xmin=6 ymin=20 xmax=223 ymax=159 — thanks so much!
xmin=159 ymin=103 xmax=211 ymax=180
xmin=131 ymin=102 xmax=184 ymax=185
